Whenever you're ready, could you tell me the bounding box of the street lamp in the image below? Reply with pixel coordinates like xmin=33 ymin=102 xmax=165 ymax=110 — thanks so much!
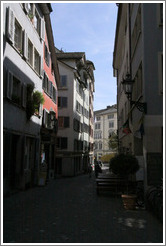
xmin=121 ymin=73 xmax=147 ymax=113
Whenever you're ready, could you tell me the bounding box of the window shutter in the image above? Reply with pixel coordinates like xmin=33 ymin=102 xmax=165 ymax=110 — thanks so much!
xmin=40 ymin=55 xmax=42 ymax=77
xmin=40 ymin=18 xmax=45 ymax=40
xmin=39 ymin=104 xmax=43 ymax=117
xmin=42 ymin=72 xmax=46 ymax=90
xmin=22 ymin=83 xmax=27 ymax=108
xmin=42 ymin=109 xmax=46 ymax=127
xmin=33 ymin=16 xmax=37 ymax=29
xmin=24 ymin=3 xmax=29 ymax=14
xmin=48 ymin=52 xmax=51 ymax=67
xmin=6 ymin=7 xmax=15 ymax=44
xmin=48 ymin=113 xmax=51 ymax=129
xmin=49 ymin=81 xmax=53 ymax=98
xmin=6 ymin=70 xmax=13 ymax=99
xmin=23 ymin=31 xmax=28 ymax=60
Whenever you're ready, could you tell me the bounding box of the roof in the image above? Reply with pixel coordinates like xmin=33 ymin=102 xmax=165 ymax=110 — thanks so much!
xmin=55 ymin=52 xmax=85 ymax=60
xmin=38 ymin=3 xmax=52 ymax=14
xmin=94 ymin=105 xmax=117 ymax=116
xmin=86 ymin=60 xmax=95 ymax=70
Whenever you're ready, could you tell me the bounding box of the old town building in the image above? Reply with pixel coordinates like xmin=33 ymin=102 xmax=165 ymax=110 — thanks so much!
xmin=3 ymin=3 xmax=59 ymax=194
xmin=94 ymin=105 xmax=117 ymax=161
xmin=55 ymin=50 xmax=95 ymax=176
xmin=113 ymin=3 xmax=163 ymax=187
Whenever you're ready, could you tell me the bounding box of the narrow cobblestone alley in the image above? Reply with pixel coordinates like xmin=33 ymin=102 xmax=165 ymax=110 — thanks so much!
xmin=3 ymin=173 xmax=163 ymax=244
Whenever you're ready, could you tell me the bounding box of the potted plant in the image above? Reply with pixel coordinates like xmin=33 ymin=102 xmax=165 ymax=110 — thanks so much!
xmin=33 ymin=91 xmax=44 ymax=115
xmin=26 ymin=85 xmax=44 ymax=119
xmin=109 ymin=153 xmax=140 ymax=209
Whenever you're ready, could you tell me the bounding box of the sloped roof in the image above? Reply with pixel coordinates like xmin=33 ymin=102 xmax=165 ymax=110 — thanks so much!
xmin=55 ymin=52 xmax=85 ymax=60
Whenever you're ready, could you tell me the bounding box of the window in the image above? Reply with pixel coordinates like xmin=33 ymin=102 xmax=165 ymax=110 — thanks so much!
xmin=76 ymin=101 xmax=83 ymax=114
xmin=99 ymin=142 xmax=102 ymax=150
xmin=34 ymin=49 xmax=40 ymax=75
xmin=5 ymin=70 xmax=26 ymax=107
xmin=74 ymin=139 xmax=83 ymax=151
xmin=95 ymin=123 xmax=100 ymax=130
xmin=14 ymin=19 xmax=22 ymax=51
xmin=42 ymin=109 xmax=56 ymax=129
xmin=73 ymin=118 xmax=82 ymax=132
xmin=60 ymin=75 xmax=67 ymax=88
xmin=58 ymin=117 xmax=70 ymax=128
xmin=34 ymin=9 xmax=40 ymax=35
xmin=58 ymin=97 xmax=67 ymax=108
xmin=43 ymin=72 xmax=48 ymax=92
xmin=28 ymin=39 xmax=33 ymax=66
xmin=12 ymin=76 xmax=21 ymax=104
xmin=57 ymin=137 xmax=68 ymax=149
xmin=109 ymin=121 xmax=114 ymax=128
xmin=96 ymin=116 xmax=101 ymax=121
xmin=108 ymin=114 xmax=114 ymax=119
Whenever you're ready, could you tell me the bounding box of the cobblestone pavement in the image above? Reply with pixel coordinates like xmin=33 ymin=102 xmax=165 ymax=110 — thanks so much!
xmin=3 ymin=173 xmax=163 ymax=244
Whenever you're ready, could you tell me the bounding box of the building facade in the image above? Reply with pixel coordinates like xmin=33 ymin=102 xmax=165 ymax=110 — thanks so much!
xmin=40 ymin=7 xmax=59 ymax=182
xmin=94 ymin=105 xmax=117 ymax=161
xmin=55 ymin=50 xmax=95 ymax=176
xmin=113 ymin=3 xmax=163 ymax=187
xmin=3 ymin=3 xmax=58 ymax=194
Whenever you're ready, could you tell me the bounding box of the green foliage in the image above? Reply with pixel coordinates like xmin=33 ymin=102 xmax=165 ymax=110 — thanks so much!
xmin=108 ymin=132 xmax=118 ymax=152
xmin=101 ymin=153 xmax=115 ymax=163
xmin=109 ymin=153 xmax=140 ymax=176
xmin=33 ymin=91 xmax=45 ymax=110
xmin=26 ymin=87 xmax=44 ymax=120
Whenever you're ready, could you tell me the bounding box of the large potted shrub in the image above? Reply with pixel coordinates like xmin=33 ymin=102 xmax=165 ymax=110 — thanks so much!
xmin=109 ymin=153 xmax=140 ymax=209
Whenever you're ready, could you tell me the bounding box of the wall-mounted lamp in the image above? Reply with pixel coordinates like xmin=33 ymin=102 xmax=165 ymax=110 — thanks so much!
xmin=121 ymin=73 xmax=147 ymax=113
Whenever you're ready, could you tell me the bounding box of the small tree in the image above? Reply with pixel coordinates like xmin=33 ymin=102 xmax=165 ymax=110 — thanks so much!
xmin=108 ymin=132 xmax=118 ymax=152
xmin=26 ymin=86 xmax=45 ymax=120
xmin=109 ymin=153 xmax=140 ymax=177
xmin=101 ymin=153 xmax=115 ymax=163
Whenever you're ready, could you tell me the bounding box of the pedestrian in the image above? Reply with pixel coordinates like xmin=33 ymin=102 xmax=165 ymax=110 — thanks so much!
xmin=88 ymin=164 xmax=92 ymax=178
xmin=95 ymin=162 xmax=102 ymax=178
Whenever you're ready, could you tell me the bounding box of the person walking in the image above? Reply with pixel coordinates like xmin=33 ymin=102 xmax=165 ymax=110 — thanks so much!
xmin=88 ymin=164 xmax=92 ymax=178
xmin=95 ymin=162 xmax=102 ymax=178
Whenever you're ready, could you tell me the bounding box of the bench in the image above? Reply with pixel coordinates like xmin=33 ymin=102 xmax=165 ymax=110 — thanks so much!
xmin=96 ymin=174 xmax=130 ymax=195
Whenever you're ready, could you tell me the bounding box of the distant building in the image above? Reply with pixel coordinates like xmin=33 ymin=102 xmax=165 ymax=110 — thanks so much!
xmin=55 ymin=50 xmax=95 ymax=176
xmin=94 ymin=105 xmax=117 ymax=161
xmin=113 ymin=3 xmax=163 ymax=187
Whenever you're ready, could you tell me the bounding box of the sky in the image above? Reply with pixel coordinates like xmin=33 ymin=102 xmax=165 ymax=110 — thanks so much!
xmin=50 ymin=2 xmax=118 ymax=111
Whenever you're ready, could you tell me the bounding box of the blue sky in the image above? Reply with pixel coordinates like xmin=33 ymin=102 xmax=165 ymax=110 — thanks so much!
xmin=50 ymin=3 xmax=118 ymax=111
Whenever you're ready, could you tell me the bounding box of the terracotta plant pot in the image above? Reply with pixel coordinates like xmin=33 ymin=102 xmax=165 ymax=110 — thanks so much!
xmin=121 ymin=194 xmax=137 ymax=210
